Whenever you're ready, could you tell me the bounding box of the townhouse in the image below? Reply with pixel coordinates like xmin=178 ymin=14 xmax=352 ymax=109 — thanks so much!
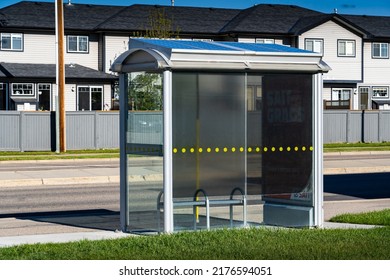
xmin=1 ymin=1 xmax=390 ymax=111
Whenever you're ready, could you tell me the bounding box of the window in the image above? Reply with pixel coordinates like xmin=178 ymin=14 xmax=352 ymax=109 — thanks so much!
xmin=67 ymin=35 xmax=89 ymax=53
xmin=38 ymin=84 xmax=51 ymax=111
xmin=1 ymin=33 xmax=23 ymax=51
xmin=0 ymin=83 xmax=6 ymax=110
xmin=338 ymin=40 xmax=355 ymax=57
xmin=77 ymin=86 xmax=103 ymax=111
xmin=372 ymin=87 xmax=389 ymax=98
xmin=305 ymin=39 xmax=323 ymax=54
xmin=12 ymin=83 xmax=34 ymax=96
xmin=256 ymin=38 xmax=275 ymax=44
xmin=325 ymin=88 xmax=351 ymax=109
xmin=372 ymin=43 xmax=389 ymax=58
xmin=359 ymin=87 xmax=369 ymax=110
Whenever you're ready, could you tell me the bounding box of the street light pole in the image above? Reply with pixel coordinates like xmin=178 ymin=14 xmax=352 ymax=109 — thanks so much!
xmin=55 ymin=0 xmax=66 ymax=152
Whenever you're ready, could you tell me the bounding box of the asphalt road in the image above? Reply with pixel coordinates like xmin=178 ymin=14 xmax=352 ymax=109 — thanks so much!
xmin=1 ymin=153 xmax=390 ymax=218
xmin=0 ymin=182 xmax=120 ymax=218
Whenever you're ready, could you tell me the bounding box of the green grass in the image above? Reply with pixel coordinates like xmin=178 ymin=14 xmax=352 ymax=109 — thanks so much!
xmin=0 ymin=149 xmax=119 ymax=161
xmin=0 ymin=227 xmax=389 ymax=260
xmin=324 ymin=142 xmax=390 ymax=152
xmin=0 ymin=142 xmax=389 ymax=161
xmin=330 ymin=209 xmax=390 ymax=226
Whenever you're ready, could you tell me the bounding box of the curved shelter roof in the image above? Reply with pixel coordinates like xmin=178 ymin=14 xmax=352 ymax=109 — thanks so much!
xmin=111 ymin=38 xmax=330 ymax=73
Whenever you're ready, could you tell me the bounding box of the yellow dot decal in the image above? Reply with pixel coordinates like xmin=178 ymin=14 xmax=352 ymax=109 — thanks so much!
xmin=310 ymin=146 xmax=314 ymax=151
xmin=207 ymin=147 xmax=211 ymax=153
xmin=279 ymin=147 xmax=283 ymax=152
xmin=240 ymin=147 xmax=244 ymax=152
xmin=256 ymin=147 xmax=261 ymax=152
xmin=190 ymin=148 xmax=195 ymax=153
xmin=248 ymin=147 xmax=253 ymax=153
xmin=173 ymin=148 xmax=178 ymax=153
xmin=181 ymin=148 xmax=186 ymax=153
xmin=215 ymin=147 xmax=220 ymax=153
xmin=271 ymin=147 xmax=276 ymax=152
xmin=294 ymin=146 xmax=299 ymax=151
xmin=264 ymin=147 xmax=268 ymax=152
xmin=302 ymin=146 xmax=307 ymax=151
xmin=223 ymin=147 xmax=228 ymax=152
xmin=287 ymin=147 xmax=291 ymax=152
xmin=198 ymin=148 xmax=203 ymax=153
xmin=232 ymin=147 xmax=236 ymax=152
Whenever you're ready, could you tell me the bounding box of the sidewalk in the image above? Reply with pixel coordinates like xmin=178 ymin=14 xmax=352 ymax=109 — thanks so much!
xmin=0 ymin=152 xmax=389 ymax=248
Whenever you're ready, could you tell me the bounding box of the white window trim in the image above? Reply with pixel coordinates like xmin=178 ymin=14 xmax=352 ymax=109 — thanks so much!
xmin=255 ymin=38 xmax=275 ymax=44
xmin=372 ymin=42 xmax=389 ymax=59
xmin=77 ymin=85 xmax=103 ymax=111
xmin=1 ymin=33 xmax=23 ymax=51
xmin=304 ymin=38 xmax=323 ymax=54
xmin=11 ymin=83 xmax=35 ymax=97
xmin=67 ymin=35 xmax=89 ymax=53
xmin=338 ymin=39 xmax=356 ymax=57
xmin=372 ymin=86 xmax=389 ymax=99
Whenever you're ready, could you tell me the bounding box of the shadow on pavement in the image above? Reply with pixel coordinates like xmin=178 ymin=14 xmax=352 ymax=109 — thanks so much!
xmin=0 ymin=209 xmax=120 ymax=232
xmin=324 ymin=172 xmax=390 ymax=199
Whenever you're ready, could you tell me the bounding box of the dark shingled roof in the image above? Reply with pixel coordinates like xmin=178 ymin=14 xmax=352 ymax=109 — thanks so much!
xmin=220 ymin=4 xmax=323 ymax=35
xmin=95 ymin=4 xmax=241 ymax=34
xmin=0 ymin=1 xmax=125 ymax=30
xmin=0 ymin=62 xmax=117 ymax=80
xmin=342 ymin=14 xmax=390 ymax=38
xmin=2 ymin=1 xmax=390 ymax=40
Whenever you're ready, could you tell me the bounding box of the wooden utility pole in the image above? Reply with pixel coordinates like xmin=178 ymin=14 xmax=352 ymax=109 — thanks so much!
xmin=56 ymin=0 xmax=66 ymax=152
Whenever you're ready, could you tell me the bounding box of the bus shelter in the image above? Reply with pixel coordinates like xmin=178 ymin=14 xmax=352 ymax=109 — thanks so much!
xmin=111 ymin=38 xmax=330 ymax=234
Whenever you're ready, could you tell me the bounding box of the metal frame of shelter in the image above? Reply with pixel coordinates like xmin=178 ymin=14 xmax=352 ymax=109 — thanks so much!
xmin=112 ymin=38 xmax=330 ymax=234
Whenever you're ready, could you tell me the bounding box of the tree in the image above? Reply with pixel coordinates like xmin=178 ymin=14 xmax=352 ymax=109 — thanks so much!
xmin=134 ymin=8 xmax=180 ymax=39
xmin=129 ymin=73 xmax=162 ymax=111
xmin=128 ymin=8 xmax=180 ymax=111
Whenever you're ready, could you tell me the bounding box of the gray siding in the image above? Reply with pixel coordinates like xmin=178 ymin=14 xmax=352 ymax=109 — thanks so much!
xmin=0 ymin=111 xmax=119 ymax=151
xmin=324 ymin=110 xmax=390 ymax=143
xmin=2 ymin=110 xmax=390 ymax=151
xmin=21 ymin=112 xmax=52 ymax=151
xmin=0 ymin=112 xmax=20 ymax=151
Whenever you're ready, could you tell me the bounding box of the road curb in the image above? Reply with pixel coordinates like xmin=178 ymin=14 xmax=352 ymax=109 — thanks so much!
xmin=1 ymin=174 xmax=165 ymax=187
xmin=324 ymin=166 xmax=390 ymax=174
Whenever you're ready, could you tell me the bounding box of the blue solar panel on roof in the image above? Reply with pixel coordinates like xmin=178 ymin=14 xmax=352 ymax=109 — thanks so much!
xmin=138 ymin=39 xmax=234 ymax=51
xmin=222 ymin=42 xmax=312 ymax=53
xmin=136 ymin=39 xmax=313 ymax=54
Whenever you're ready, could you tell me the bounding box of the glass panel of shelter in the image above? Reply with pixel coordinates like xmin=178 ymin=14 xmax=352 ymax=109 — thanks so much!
xmin=125 ymin=71 xmax=314 ymax=233
xmin=126 ymin=72 xmax=164 ymax=233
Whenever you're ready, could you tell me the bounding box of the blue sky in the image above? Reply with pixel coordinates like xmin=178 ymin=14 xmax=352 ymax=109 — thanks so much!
xmin=1 ymin=0 xmax=390 ymax=16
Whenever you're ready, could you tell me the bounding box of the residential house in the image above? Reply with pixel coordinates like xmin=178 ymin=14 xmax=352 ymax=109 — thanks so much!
xmin=0 ymin=1 xmax=119 ymax=111
xmin=1 ymin=1 xmax=390 ymax=111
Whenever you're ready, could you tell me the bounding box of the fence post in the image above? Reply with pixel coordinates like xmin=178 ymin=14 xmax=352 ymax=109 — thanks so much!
xmin=95 ymin=111 xmax=98 ymax=149
xmin=346 ymin=110 xmax=351 ymax=143
xmin=19 ymin=111 xmax=24 ymax=152
xmin=378 ymin=110 xmax=383 ymax=143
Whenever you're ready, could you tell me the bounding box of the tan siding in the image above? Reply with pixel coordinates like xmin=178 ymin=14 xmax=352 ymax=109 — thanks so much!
xmin=363 ymin=42 xmax=390 ymax=84
xmin=300 ymin=21 xmax=363 ymax=82
xmin=104 ymin=35 xmax=129 ymax=73
xmin=1 ymin=33 xmax=99 ymax=70
xmin=65 ymin=84 xmax=77 ymax=111
xmin=1 ymin=34 xmax=56 ymax=64
xmin=103 ymin=84 xmax=112 ymax=109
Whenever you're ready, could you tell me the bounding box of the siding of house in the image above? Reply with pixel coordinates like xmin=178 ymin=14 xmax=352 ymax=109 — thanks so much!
xmin=104 ymin=35 xmax=130 ymax=73
xmin=300 ymin=20 xmax=363 ymax=82
xmin=0 ymin=33 xmax=56 ymax=64
xmin=363 ymin=42 xmax=390 ymax=84
xmin=65 ymin=34 xmax=100 ymax=70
